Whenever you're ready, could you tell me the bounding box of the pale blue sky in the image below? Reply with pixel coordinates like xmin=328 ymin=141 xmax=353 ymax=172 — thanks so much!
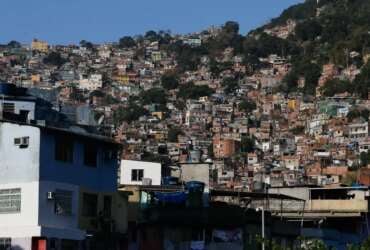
xmin=0 ymin=0 xmax=302 ymax=45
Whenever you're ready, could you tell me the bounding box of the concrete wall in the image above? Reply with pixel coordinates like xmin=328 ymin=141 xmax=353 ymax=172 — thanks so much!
xmin=0 ymin=182 xmax=40 ymax=238
xmin=0 ymin=99 xmax=36 ymax=120
xmin=120 ymin=160 xmax=161 ymax=186
xmin=11 ymin=237 xmax=32 ymax=250
xmin=309 ymin=200 xmax=368 ymax=212
xmin=180 ymin=163 xmax=210 ymax=191
xmin=0 ymin=122 xmax=40 ymax=184
xmin=268 ymin=187 xmax=310 ymax=200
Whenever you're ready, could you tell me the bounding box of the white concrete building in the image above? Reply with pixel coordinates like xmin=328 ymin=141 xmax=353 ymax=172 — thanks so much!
xmin=348 ymin=118 xmax=368 ymax=140
xmin=0 ymin=120 xmax=122 ymax=250
xmin=0 ymin=83 xmax=36 ymax=121
xmin=0 ymin=97 xmax=36 ymax=121
xmin=79 ymin=74 xmax=103 ymax=91
xmin=119 ymin=160 xmax=162 ymax=186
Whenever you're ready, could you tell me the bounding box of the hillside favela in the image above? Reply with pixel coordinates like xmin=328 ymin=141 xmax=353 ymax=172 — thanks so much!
xmin=3 ymin=0 xmax=370 ymax=249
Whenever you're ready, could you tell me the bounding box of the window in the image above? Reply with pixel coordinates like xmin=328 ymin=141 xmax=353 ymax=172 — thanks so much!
xmin=84 ymin=143 xmax=97 ymax=167
xmin=0 ymin=238 xmax=11 ymax=250
xmin=103 ymin=195 xmax=112 ymax=217
xmin=82 ymin=193 xmax=98 ymax=217
xmin=54 ymin=190 xmax=73 ymax=216
xmin=55 ymin=136 xmax=74 ymax=163
xmin=131 ymin=169 xmax=144 ymax=182
xmin=2 ymin=102 xmax=14 ymax=113
xmin=14 ymin=136 xmax=29 ymax=149
xmin=0 ymin=188 xmax=21 ymax=213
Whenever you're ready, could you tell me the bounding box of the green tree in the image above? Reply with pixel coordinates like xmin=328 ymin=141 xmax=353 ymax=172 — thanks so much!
xmin=145 ymin=30 xmax=160 ymax=42
xmin=222 ymin=77 xmax=239 ymax=94
xmin=118 ymin=36 xmax=136 ymax=48
xmin=178 ymin=82 xmax=214 ymax=100
xmin=295 ymin=19 xmax=322 ymax=41
xmin=140 ymin=88 xmax=167 ymax=105
xmin=321 ymin=79 xmax=351 ymax=97
xmin=302 ymin=62 xmax=322 ymax=95
xmin=79 ymin=40 xmax=94 ymax=49
xmin=282 ymin=70 xmax=299 ymax=93
xmin=239 ymin=99 xmax=256 ymax=114
xmin=240 ymin=136 xmax=255 ymax=153
xmin=7 ymin=40 xmax=21 ymax=48
xmin=161 ymin=73 xmax=179 ymax=90
xmin=347 ymin=108 xmax=370 ymax=122
xmin=113 ymin=102 xmax=147 ymax=125
xmin=360 ymin=152 xmax=370 ymax=167
xmin=354 ymin=62 xmax=370 ymax=99
xmin=167 ymin=127 xmax=184 ymax=143
xmin=43 ymin=52 xmax=67 ymax=67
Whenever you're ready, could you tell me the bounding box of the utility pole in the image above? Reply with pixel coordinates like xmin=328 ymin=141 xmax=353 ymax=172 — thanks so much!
xmin=261 ymin=206 xmax=265 ymax=250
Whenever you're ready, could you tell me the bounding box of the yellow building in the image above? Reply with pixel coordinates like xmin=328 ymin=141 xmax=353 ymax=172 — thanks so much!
xmin=154 ymin=132 xmax=166 ymax=141
xmin=114 ymin=75 xmax=130 ymax=85
xmin=78 ymin=188 xmax=130 ymax=234
xmin=152 ymin=111 xmax=164 ymax=120
xmin=31 ymin=74 xmax=41 ymax=84
xmin=287 ymin=99 xmax=296 ymax=111
xmin=151 ymin=51 xmax=162 ymax=62
xmin=119 ymin=186 xmax=141 ymax=223
xmin=32 ymin=39 xmax=49 ymax=53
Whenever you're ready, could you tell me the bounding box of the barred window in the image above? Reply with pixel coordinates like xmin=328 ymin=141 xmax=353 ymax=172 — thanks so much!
xmin=0 ymin=238 xmax=11 ymax=250
xmin=0 ymin=188 xmax=21 ymax=213
xmin=2 ymin=103 xmax=15 ymax=113
xmin=54 ymin=190 xmax=73 ymax=216
xmin=131 ymin=169 xmax=144 ymax=182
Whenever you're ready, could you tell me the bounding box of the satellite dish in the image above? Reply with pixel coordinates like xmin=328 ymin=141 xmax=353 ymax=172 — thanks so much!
xmin=97 ymin=115 xmax=105 ymax=125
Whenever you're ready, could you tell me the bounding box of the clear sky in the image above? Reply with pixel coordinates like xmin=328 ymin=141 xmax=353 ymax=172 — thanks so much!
xmin=1 ymin=0 xmax=303 ymax=45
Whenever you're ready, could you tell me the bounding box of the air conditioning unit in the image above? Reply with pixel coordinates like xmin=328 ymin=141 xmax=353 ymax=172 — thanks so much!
xmin=142 ymin=178 xmax=152 ymax=186
xmin=14 ymin=137 xmax=29 ymax=148
xmin=47 ymin=191 xmax=55 ymax=200
xmin=21 ymin=137 xmax=29 ymax=146
xmin=14 ymin=138 xmax=21 ymax=146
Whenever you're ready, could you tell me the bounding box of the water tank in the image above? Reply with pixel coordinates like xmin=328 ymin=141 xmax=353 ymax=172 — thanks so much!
xmin=186 ymin=181 xmax=205 ymax=208
xmin=189 ymin=150 xmax=201 ymax=163
xmin=186 ymin=181 xmax=205 ymax=193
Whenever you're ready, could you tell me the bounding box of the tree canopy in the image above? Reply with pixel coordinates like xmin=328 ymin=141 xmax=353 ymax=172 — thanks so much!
xmin=118 ymin=36 xmax=136 ymax=48
xmin=221 ymin=77 xmax=239 ymax=94
xmin=178 ymin=82 xmax=214 ymax=100
xmin=43 ymin=52 xmax=67 ymax=67
xmin=161 ymin=73 xmax=179 ymax=90
xmin=140 ymin=88 xmax=167 ymax=105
